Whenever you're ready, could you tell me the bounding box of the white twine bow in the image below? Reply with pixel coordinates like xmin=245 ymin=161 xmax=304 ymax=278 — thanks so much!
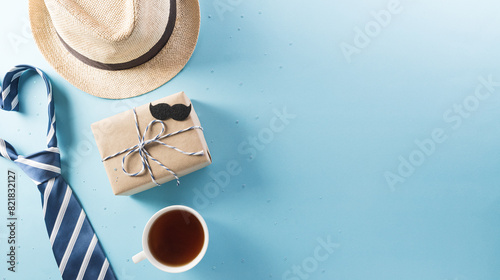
xmin=102 ymin=108 xmax=204 ymax=186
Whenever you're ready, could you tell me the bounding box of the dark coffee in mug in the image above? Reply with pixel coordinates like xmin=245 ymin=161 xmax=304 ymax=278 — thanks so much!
xmin=148 ymin=209 xmax=205 ymax=267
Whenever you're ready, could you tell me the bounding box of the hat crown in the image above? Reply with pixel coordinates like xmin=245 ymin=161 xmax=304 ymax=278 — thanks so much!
xmin=44 ymin=0 xmax=171 ymax=64
xmin=49 ymin=0 xmax=136 ymax=42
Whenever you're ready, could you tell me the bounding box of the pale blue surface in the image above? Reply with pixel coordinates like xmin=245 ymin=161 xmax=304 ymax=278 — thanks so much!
xmin=1 ymin=0 xmax=500 ymax=279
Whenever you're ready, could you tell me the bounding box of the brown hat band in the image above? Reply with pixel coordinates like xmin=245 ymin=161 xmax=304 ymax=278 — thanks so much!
xmin=57 ymin=0 xmax=177 ymax=71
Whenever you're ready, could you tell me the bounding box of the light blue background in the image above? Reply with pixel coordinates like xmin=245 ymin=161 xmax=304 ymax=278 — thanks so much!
xmin=1 ymin=0 xmax=500 ymax=279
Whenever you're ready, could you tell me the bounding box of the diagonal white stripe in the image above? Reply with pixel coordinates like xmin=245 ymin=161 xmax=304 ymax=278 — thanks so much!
xmin=46 ymin=147 xmax=60 ymax=154
xmin=15 ymin=156 xmax=61 ymax=174
xmin=0 ymin=139 xmax=12 ymax=161
xmin=12 ymin=71 xmax=23 ymax=81
xmin=8 ymin=66 xmax=24 ymax=72
xmin=97 ymin=259 xmax=109 ymax=280
xmin=9 ymin=71 xmax=23 ymax=90
xmin=48 ymin=90 xmax=53 ymax=104
xmin=76 ymin=234 xmax=98 ymax=280
xmin=11 ymin=94 xmax=18 ymax=109
xmin=59 ymin=210 xmax=86 ymax=275
xmin=47 ymin=115 xmax=56 ymax=145
xmin=42 ymin=178 xmax=55 ymax=217
xmin=49 ymin=186 xmax=72 ymax=246
xmin=2 ymin=84 xmax=11 ymax=101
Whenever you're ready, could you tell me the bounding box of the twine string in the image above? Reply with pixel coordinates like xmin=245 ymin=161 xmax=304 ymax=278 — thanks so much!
xmin=102 ymin=108 xmax=204 ymax=186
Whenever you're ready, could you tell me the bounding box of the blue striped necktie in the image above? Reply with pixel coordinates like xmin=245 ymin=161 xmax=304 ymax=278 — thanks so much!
xmin=0 ymin=65 xmax=117 ymax=280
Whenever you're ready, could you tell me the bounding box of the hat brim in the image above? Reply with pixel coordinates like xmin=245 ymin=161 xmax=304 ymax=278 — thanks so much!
xmin=29 ymin=0 xmax=200 ymax=99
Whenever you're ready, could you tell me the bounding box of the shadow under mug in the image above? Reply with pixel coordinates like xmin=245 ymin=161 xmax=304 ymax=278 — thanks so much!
xmin=132 ymin=205 xmax=209 ymax=273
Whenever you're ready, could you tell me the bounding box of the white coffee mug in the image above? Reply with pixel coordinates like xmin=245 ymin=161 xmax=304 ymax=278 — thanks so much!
xmin=132 ymin=205 xmax=209 ymax=273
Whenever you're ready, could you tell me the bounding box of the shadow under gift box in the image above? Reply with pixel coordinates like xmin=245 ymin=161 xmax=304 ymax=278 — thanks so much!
xmin=91 ymin=92 xmax=212 ymax=195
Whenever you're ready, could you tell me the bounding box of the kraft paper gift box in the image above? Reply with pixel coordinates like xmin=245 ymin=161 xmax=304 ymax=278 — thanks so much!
xmin=91 ymin=92 xmax=212 ymax=195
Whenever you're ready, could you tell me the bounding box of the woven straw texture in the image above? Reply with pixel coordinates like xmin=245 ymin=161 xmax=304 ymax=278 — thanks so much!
xmin=29 ymin=0 xmax=200 ymax=99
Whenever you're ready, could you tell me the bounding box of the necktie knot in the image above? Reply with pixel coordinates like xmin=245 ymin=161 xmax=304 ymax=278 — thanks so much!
xmin=14 ymin=147 xmax=62 ymax=185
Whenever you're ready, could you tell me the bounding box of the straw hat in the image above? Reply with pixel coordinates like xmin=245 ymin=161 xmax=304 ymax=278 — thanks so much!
xmin=29 ymin=0 xmax=200 ymax=99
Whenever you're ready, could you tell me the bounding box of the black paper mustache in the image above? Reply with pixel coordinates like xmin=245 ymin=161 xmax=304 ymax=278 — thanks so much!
xmin=149 ymin=103 xmax=192 ymax=121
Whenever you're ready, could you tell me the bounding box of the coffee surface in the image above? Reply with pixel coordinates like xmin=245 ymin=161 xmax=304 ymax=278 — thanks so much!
xmin=148 ymin=209 xmax=205 ymax=267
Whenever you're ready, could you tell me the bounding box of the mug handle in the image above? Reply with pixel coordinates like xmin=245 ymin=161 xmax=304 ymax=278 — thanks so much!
xmin=132 ymin=251 xmax=146 ymax=264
